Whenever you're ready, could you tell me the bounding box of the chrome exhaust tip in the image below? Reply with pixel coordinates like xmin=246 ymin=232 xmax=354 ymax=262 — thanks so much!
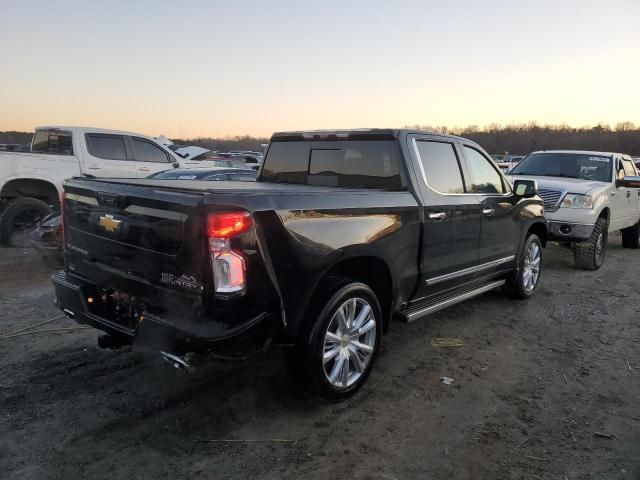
xmin=160 ymin=351 xmax=191 ymax=369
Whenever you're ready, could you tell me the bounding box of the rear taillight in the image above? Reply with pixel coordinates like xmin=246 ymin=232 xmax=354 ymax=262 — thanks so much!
xmin=207 ymin=212 xmax=251 ymax=294
xmin=60 ymin=190 xmax=66 ymax=249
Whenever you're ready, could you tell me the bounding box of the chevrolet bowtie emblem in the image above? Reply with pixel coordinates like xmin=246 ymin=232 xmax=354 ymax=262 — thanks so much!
xmin=99 ymin=214 xmax=122 ymax=233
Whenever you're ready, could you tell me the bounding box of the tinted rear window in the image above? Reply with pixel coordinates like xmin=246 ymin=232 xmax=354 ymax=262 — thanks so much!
xmin=32 ymin=130 xmax=73 ymax=155
xmin=260 ymin=140 xmax=402 ymax=190
xmin=86 ymin=134 xmax=127 ymax=160
xmin=415 ymin=140 xmax=464 ymax=194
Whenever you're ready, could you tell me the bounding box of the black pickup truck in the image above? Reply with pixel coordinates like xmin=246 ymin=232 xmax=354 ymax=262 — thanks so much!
xmin=53 ymin=129 xmax=547 ymax=400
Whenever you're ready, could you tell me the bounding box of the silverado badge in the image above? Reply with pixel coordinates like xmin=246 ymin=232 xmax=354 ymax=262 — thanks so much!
xmin=99 ymin=214 xmax=122 ymax=233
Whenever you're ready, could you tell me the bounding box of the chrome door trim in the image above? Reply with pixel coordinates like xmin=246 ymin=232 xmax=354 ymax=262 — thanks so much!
xmin=425 ymin=255 xmax=515 ymax=286
xmin=410 ymin=137 xmax=513 ymax=198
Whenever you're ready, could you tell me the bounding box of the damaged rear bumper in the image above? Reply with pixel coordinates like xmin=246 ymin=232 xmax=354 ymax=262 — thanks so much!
xmin=51 ymin=270 xmax=273 ymax=356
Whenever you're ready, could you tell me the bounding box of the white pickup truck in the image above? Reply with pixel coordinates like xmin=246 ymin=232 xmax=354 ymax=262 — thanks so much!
xmin=0 ymin=126 xmax=218 ymax=245
xmin=509 ymin=150 xmax=640 ymax=270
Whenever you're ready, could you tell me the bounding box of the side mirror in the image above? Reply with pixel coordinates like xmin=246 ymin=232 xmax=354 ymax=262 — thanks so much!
xmin=513 ymin=179 xmax=538 ymax=198
xmin=616 ymin=176 xmax=640 ymax=188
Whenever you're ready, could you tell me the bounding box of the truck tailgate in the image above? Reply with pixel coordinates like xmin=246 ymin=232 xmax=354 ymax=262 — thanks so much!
xmin=63 ymin=178 xmax=207 ymax=305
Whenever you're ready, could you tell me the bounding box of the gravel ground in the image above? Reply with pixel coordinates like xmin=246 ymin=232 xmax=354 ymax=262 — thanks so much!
xmin=1 ymin=238 xmax=639 ymax=480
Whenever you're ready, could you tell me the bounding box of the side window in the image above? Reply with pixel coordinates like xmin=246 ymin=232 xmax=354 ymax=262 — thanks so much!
xmin=414 ymin=140 xmax=464 ymax=194
xmin=617 ymin=159 xmax=626 ymax=180
xmin=32 ymin=130 xmax=73 ymax=155
xmin=132 ymin=137 xmax=170 ymax=163
xmin=463 ymin=146 xmax=506 ymax=194
xmin=85 ymin=134 xmax=127 ymax=160
xmin=622 ymin=158 xmax=636 ymax=177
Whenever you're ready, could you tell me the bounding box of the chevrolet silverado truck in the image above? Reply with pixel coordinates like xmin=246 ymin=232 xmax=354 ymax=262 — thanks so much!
xmin=0 ymin=126 xmax=224 ymax=245
xmin=52 ymin=129 xmax=547 ymax=400
xmin=509 ymin=150 xmax=640 ymax=270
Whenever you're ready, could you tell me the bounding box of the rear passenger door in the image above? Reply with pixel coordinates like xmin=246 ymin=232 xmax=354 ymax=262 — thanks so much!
xmin=408 ymin=136 xmax=481 ymax=297
xmin=83 ymin=133 xmax=140 ymax=177
xmin=459 ymin=144 xmax=519 ymax=265
xmin=129 ymin=136 xmax=175 ymax=177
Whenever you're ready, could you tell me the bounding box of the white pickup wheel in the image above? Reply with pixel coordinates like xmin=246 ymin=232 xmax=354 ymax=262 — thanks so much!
xmin=574 ymin=217 xmax=608 ymax=270
xmin=0 ymin=197 xmax=53 ymax=247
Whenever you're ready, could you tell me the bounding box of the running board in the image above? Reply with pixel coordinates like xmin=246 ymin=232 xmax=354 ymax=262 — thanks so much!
xmin=402 ymin=279 xmax=505 ymax=322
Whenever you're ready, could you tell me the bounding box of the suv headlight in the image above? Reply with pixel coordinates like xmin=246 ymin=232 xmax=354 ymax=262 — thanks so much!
xmin=561 ymin=194 xmax=593 ymax=209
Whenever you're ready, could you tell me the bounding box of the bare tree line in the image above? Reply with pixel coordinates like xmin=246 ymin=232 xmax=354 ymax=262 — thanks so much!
xmin=2 ymin=122 xmax=639 ymax=155
xmin=404 ymin=122 xmax=640 ymax=155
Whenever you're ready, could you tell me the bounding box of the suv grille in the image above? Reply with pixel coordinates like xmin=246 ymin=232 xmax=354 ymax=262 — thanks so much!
xmin=538 ymin=188 xmax=563 ymax=211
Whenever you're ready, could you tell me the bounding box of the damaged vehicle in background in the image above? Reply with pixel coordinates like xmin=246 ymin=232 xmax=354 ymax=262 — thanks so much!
xmin=0 ymin=126 xmax=238 ymax=246
xmin=52 ymin=129 xmax=547 ymax=400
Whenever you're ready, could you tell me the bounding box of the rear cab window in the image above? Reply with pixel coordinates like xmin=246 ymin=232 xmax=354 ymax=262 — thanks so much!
xmin=413 ymin=140 xmax=465 ymax=194
xmin=32 ymin=129 xmax=74 ymax=155
xmin=85 ymin=133 xmax=127 ymax=160
xmin=260 ymin=140 xmax=403 ymax=190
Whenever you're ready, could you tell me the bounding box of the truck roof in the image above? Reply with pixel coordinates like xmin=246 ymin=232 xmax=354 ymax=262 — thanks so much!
xmin=35 ymin=126 xmax=159 ymax=141
xmin=530 ymin=149 xmax=622 ymax=157
xmin=271 ymin=128 xmax=472 ymax=144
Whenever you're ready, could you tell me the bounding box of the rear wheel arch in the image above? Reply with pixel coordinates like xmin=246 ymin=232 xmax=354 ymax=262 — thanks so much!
xmin=1 ymin=178 xmax=60 ymax=207
xmin=296 ymin=255 xmax=394 ymax=338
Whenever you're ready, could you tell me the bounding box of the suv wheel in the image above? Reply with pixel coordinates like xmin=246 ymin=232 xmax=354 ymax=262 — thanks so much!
xmin=621 ymin=219 xmax=640 ymax=249
xmin=574 ymin=217 xmax=607 ymax=270
xmin=288 ymin=277 xmax=381 ymax=401
xmin=504 ymin=233 xmax=542 ymax=299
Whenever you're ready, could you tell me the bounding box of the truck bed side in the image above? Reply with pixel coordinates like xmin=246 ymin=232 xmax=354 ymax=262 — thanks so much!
xmin=59 ymin=177 xmax=421 ymax=348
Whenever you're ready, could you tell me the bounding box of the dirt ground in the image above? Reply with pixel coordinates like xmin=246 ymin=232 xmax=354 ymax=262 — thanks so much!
xmin=1 ymin=238 xmax=639 ymax=480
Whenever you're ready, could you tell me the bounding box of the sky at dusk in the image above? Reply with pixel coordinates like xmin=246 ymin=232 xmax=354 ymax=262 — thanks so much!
xmin=0 ymin=0 xmax=638 ymax=138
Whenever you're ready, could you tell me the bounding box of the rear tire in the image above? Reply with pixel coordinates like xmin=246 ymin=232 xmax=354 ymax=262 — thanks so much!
xmin=573 ymin=217 xmax=607 ymax=270
xmin=287 ymin=276 xmax=382 ymax=401
xmin=504 ymin=233 xmax=542 ymax=299
xmin=0 ymin=197 xmax=53 ymax=247
xmin=621 ymin=219 xmax=640 ymax=249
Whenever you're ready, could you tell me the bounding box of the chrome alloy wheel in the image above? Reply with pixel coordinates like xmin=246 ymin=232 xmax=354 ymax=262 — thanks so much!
xmin=322 ymin=297 xmax=377 ymax=389
xmin=522 ymin=241 xmax=541 ymax=292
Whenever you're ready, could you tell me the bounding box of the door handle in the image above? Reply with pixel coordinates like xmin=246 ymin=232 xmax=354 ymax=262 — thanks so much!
xmin=87 ymin=165 xmax=101 ymax=170
xmin=627 ymin=190 xmax=631 ymax=198
xmin=428 ymin=212 xmax=447 ymax=221
xmin=138 ymin=167 xmax=151 ymax=172
xmin=482 ymin=208 xmax=495 ymax=216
